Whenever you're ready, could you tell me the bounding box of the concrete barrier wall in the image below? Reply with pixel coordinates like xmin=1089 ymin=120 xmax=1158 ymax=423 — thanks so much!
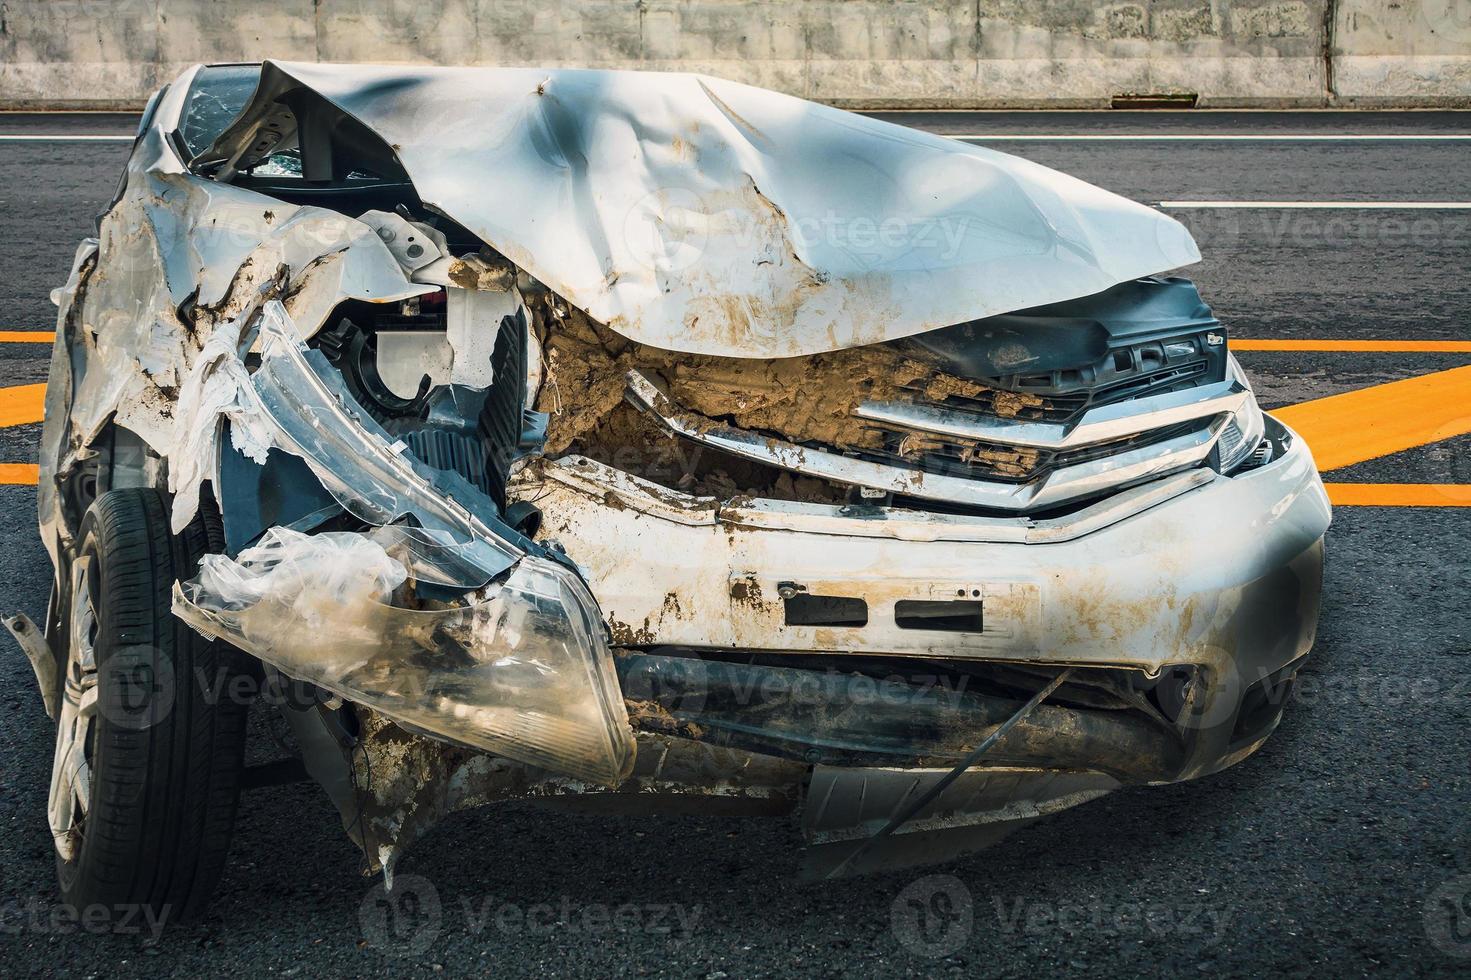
xmin=0 ymin=1 xmax=1466 ymax=109
xmin=1332 ymin=0 xmax=1471 ymax=104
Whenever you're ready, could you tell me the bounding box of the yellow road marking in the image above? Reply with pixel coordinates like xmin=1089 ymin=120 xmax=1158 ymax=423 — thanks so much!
xmin=1324 ymin=483 xmax=1471 ymax=507
xmin=0 ymin=331 xmax=54 ymax=343
xmin=1234 ymin=339 xmax=1471 ymax=353
xmin=0 ymin=463 xmax=39 ymax=485
xmin=0 ymin=382 xmax=46 ymax=428
xmin=1270 ymin=364 xmax=1471 ymax=472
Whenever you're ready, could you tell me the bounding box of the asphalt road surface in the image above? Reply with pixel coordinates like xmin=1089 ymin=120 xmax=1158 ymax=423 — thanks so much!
xmin=0 ymin=109 xmax=1468 ymax=978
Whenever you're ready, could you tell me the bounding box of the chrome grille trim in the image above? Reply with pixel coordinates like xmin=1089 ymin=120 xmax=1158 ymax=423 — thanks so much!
xmin=854 ymin=378 xmax=1248 ymax=451
xmin=625 ymin=370 xmax=1227 ymax=513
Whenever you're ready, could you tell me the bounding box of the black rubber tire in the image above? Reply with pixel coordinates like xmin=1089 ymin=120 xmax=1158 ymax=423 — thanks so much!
xmin=54 ymin=488 xmax=248 ymax=925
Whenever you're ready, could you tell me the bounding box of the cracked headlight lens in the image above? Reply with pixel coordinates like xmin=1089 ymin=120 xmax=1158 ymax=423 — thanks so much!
xmin=1219 ymin=355 xmax=1267 ymax=473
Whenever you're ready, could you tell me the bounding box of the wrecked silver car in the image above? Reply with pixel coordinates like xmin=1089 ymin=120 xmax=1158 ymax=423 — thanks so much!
xmin=7 ymin=61 xmax=1331 ymax=916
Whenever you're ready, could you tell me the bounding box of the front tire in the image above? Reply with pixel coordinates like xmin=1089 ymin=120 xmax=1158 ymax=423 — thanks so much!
xmin=51 ymin=488 xmax=248 ymax=925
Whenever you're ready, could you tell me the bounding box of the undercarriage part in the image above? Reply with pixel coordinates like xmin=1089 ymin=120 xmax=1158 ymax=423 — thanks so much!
xmin=290 ymin=706 xmax=803 ymax=874
xmin=238 ymin=757 xmax=311 ymax=790
xmin=822 ymin=667 xmax=1073 ymax=878
xmin=270 ymin=672 xmax=373 ymax=854
xmin=615 ymin=653 xmax=1183 ymax=782
xmin=3 ymin=614 xmax=58 ymax=720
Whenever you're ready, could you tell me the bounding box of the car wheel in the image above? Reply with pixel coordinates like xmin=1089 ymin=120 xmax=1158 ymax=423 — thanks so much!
xmin=51 ymin=488 xmax=249 ymax=924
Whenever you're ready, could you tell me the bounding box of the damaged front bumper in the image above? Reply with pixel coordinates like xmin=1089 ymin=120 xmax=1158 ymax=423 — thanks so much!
xmin=521 ymin=415 xmax=1330 ymax=784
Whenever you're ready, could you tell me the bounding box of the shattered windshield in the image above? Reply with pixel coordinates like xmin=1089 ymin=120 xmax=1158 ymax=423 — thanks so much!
xmin=248 ymin=147 xmax=303 ymax=177
xmin=179 ymin=65 xmax=381 ymax=180
xmin=178 ymin=64 xmax=262 ymax=159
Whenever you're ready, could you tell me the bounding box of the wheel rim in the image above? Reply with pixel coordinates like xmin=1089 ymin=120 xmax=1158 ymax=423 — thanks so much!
xmin=49 ymin=555 xmax=98 ymax=863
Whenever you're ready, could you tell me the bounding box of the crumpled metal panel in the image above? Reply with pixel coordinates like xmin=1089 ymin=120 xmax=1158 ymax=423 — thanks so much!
xmin=39 ymin=76 xmax=434 ymax=558
xmin=202 ymin=60 xmax=1201 ymax=358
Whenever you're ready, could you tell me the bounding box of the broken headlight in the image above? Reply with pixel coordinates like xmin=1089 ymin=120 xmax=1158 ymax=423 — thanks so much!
xmin=1217 ymin=355 xmax=1268 ymax=473
xmin=173 ymin=528 xmax=636 ymax=786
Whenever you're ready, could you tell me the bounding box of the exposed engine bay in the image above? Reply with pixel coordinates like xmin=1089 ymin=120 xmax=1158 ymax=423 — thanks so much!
xmin=530 ymin=276 xmax=1236 ymax=506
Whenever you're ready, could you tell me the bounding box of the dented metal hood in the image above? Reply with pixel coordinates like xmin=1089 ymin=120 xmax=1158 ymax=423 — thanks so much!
xmin=201 ymin=60 xmax=1200 ymax=359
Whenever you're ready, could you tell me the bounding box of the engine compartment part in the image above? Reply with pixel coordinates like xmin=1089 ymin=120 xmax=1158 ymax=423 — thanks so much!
xmin=532 ymin=300 xmax=1040 ymax=461
xmin=249 ymin=302 xmax=526 ymax=588
xmin=316 ymin=300 xmax=536 ymax=510
xmin=909 ymin=275 xmax=1225 ymax=390
xmin=172 ymin=528 xmax=636 ymax=787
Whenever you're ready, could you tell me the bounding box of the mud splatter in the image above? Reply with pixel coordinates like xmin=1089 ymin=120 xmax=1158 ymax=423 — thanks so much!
xmin=530 ymin=295 xmax=1042 ymax=492
xmin=448 ymin=251 xmax=517 ymax=292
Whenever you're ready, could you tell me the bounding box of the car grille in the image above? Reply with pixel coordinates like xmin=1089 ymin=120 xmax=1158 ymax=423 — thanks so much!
xmin=860 ymin=418 xmax=1212 ymax=484
xmin=897 ymin=350 xmax=1212 ymax=425
xmin=857 ymin=336 xmax=1223 ymax=487
xmin=623 ymin=325 xmax=1240 ymax=513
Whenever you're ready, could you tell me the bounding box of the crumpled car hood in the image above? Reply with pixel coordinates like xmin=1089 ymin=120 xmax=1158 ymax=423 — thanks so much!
xmin=204 ymin=60 xmax=1200 ymax=358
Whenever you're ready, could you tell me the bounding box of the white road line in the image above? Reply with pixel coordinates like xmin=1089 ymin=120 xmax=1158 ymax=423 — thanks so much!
xmin=0 ymin=134 xmax=133 ymax=142
xmin=1158 ymin=201 xmax=1471 ymax=209
xmin=950 ymin=134 xmax=1471 ymax=141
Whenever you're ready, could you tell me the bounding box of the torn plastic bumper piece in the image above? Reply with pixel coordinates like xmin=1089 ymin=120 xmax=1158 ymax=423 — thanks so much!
xmin=172 ymin=528 xmax=636 ymax=787
xmin=800 ymin=766 xmax=1119 ymax=878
